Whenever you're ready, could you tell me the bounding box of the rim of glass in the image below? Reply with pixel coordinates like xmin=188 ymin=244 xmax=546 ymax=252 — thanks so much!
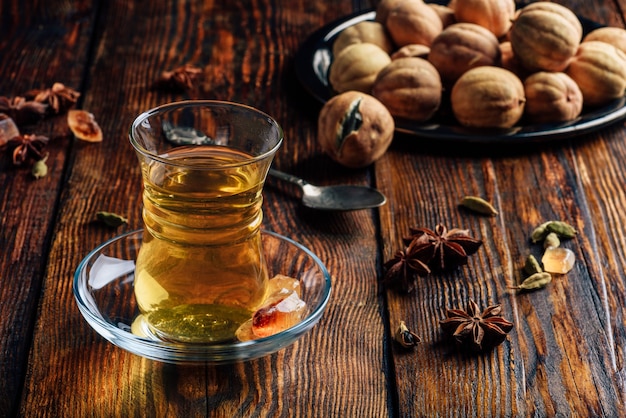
xmin=129 ymin=100 xmax=284 ymax=168
xmin=72 ymin=229 xmax=332 ymax=363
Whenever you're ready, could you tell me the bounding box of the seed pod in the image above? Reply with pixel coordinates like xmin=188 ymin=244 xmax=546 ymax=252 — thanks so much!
xmin=523 ymin=254 xmax=543 ymax=276
xmin=513 ymin=272 xmax=553 ymax=292
xmin=31 ymin=155 xmax=48 ymax=179
xmin=459 ymin=195 xmax=498 ymax=216
xmin=394 ymin=321 xmax=421 ymax=349
xmin=543 ymin=232 xmax=561 ymax=249
xmin=545 ymin=221 xmax=577 ymax=239
xmin=96 ymin=211 xmax=128 ymax=227
xmin=531 ymin=221 xmax=551 ymax=243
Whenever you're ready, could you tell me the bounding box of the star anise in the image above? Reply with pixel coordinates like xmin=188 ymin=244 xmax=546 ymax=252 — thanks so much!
xmin=440 ymin=299 xmax=513 ymax=352
xmin=403 ymin=224 xmax=483 ymax=272
xmin=154 ymin=64 xmax=202 ymax=91
xmin=25 ymin=82 xmax=80 ymax=114
xmin=5 ymin=133 xmax=49 ymax=166
xmin=0 ymin=96 xmax=47 ymax=126
xmin=383 ymin=238 xmax=432 ymax=292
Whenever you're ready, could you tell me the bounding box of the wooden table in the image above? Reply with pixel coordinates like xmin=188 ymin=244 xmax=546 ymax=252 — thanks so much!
xmin=2 ymin=0 xmax=625 ymax=416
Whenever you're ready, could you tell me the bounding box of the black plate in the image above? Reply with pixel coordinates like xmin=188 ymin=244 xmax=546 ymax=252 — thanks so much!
xmin=294 ymin=8 xmax=626 ymax=144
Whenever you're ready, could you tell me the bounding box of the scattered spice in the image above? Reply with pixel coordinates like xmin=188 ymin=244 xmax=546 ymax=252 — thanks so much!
xmin=96 ymin=211 xmax=128 ymax=227
xmin=440 ymin=299 xmax=513 ymax=352
xmin=403 ymin=224 xmax=483 ymax=272
xmin=527 ymin=220 xmax=577 ymax=275
xmin=543 ymin=232 xmax=560 ymax=249
xmin=31 ymin=154 xmax=49 ymax=179
xmin=510 ymin=272 xmax=552 ymax=292
xmin=383 ymin=240 xmax=431 ymax=293
xmin=383 ymin=224 xmax=483 ymax=292
xmin=459 ymin=195 xmax=498 ymax=216
xmin=394 ymin=321 xmax=421 ymax=349
xmin=514 ymin=220 xmax=578 ymax=293
xmin=154 ymin=64 xmax=202 ymax=91
xmin=68 ymin=110 xmax=103 ymax=142
xmin=5 ymin=133 xmax=49 ymax=166
xmin=26 ymin=82 xmax=80 ymax=115
xmin=530 ymin=221 xmax=551 ymax=243
xmin=0 ymin=96 xmax=47 ymax=126
xmin=531 ymin=220 xmax=577 ymax=243
xmin=523 ymin=254 xmax=543 ymax=276
xmin=546 ymin=220 xmax=577 ymax=239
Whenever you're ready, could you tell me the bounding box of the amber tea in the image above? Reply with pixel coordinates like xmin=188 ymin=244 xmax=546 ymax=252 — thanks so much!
xmin=130 ymin=101 xmax=283 ymax=343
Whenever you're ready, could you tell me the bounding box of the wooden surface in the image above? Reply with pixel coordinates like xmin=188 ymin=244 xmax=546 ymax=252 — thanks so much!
xmin=1 ymin=0 xmax=625 ymax=416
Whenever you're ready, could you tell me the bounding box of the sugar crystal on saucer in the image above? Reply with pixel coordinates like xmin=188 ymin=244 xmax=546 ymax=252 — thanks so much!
xmin=252 ymin=291 xmax=306 ymax=338
xmin=267 ymin=274 xmax=302 ymax=297
xmin=235 ymin=275 xmax=306 ymax=341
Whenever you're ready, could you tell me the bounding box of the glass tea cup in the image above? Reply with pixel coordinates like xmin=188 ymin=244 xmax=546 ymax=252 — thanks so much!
xmin=129 ymin=100 xmax=283 ymax=344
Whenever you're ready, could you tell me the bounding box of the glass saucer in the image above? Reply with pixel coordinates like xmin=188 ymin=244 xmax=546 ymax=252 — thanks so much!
xmin=73 ymin=230 xmax=332 ymax=364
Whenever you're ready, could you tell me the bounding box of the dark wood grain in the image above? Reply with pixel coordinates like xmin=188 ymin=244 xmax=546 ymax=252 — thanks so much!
xmin=8 ymin=0 xmax=387 ymax=417
xmin=0 ymin=1 xmax=97 ymax=416
xmin=377 ymin=0 xmax=626 ymax=415
xmin=3 ymin=0 xmax=626 ymax=416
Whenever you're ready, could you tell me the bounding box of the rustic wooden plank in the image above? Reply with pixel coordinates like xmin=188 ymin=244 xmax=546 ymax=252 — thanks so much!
xmin=0 ymin=1 xmax=97 ymax=416
xmin=379 ymin=139 xmax=625 ymax=416
xmin=19 ymin=0 xmax=388 ymax=416
xmin=377 ymin=1 xmax=626 ymax=415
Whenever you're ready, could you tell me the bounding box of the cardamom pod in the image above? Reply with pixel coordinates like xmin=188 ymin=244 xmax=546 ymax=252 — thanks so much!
xmin=513 ymin=272 xmax=552 ymax=292
xmin=531 ymin=221 xmax=551 ymax=243
xmin=394 ymin=321 xmax=421 ymax=348
xmin=32 ymin=157 xmax=48 ymax=179
xmin=523 ymin=254 xmax=543 ymax=276
xmin=459 ymin=195 xmax=498 ymax=216
xmin=545 ymin=221 xmax=577 ymax=239
xmin=96 ymin=211 xmax=128 ymax=227
xmin=543 ymin=232 xmax=560 ymax=249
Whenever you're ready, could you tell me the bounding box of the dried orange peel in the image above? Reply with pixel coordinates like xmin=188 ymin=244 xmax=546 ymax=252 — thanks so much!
xmin=67 ymin=109 xmax=102 ymax=142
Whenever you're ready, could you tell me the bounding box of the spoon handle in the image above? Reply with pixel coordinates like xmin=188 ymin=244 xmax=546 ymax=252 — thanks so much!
xmin=268 ymin=168 xmax=308 ymax=188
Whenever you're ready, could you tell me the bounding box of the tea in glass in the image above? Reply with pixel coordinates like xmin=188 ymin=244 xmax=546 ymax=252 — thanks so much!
xmin=129 ymin=101 xmax=283 ymax=343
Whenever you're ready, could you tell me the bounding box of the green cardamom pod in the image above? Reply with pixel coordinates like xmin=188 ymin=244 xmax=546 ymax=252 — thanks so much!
xmin=96 ymin=211 xmax=128 ymax=227
xmin=515 ymin=272 xmax=552 ymax=292
xmin=459 ymin=195 xmax=498 ymax=216
xmin=523 ymin=254 xmax=543 ymax=276
xmin=546 ymin=221 xmax=577 ymax=239
xmin=543 ymin=232 xmax=560 ymax=249
xmin=531 ymin=221 xmax=551 ymax=243
xmin=32 ymin=158 xmax=48 ymax=179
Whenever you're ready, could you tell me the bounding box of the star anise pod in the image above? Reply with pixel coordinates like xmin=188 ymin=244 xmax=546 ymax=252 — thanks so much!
xmin=154 ymin=64 xmax=202 ymax=91
xmin=0 ymin=96 xmax=47 ymax=126
xmin=26 ymin=82 xmax=80 ymax=114
xmin=5 ymin=133 xmax=49 ymax=166
xmin=440 ymin=299 xmax=513 ymax=352
xmin=403 ymin=224 xmax=483 ymax=272
xmin=383 ymin=238 xmax=432 ymax=292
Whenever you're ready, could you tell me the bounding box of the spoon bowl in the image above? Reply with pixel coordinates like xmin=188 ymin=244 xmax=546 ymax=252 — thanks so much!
xmin=269 ymin=169 xmax=386 ymax=211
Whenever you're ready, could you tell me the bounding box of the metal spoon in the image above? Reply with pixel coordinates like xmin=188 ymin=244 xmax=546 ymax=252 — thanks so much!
xmin=268 ymin=168 xmax=387 ymax=211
